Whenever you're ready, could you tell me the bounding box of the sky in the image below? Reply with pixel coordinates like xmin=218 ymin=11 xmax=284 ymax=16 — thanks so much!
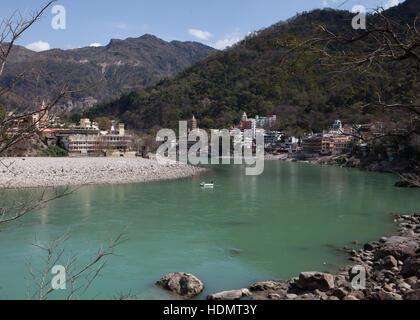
xmin=1 ymin=0 xmax=404 ymax=52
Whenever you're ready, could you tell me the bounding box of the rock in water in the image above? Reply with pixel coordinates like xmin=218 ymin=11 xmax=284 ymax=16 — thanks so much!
xmin=296 ymin=272 xmax=335 ymax=292
xmin=207 ymin=288 xmax=252 ymax=300
xmin=156 ymin=272 xmax=204 ymax=299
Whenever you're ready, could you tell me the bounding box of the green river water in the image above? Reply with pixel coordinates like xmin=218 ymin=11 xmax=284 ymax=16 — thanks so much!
xmin=1 ymin=161 xmax=419 ymax=299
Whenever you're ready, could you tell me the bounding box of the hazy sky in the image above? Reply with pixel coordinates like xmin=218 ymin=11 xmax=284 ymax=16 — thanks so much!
xmin=1 ymin=0 xmax=404 ymax=52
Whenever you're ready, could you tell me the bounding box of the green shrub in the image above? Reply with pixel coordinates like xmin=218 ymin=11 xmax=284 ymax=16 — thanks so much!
xmin=37 ymin=145 xmax=68 ymax=157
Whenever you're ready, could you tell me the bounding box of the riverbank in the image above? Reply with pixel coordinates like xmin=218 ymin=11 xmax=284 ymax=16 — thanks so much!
xmin=0 ymin=157 xmax=208 ymax=189
xmin=272 ymin=152 xmax=419 ymax=187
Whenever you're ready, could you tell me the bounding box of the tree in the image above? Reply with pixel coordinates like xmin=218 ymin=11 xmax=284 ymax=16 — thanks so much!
xmin=0 ymin=1 xmax=124 ymax=299
xmin=0 ymin=104 xmax=5 ymax=121
xmin=94 ymin=117 xmax=112 ymax=131
xmin=288 ymin=6 xmax=419 ymax=185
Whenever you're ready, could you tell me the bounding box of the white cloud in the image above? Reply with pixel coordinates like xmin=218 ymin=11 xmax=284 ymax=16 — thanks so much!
xmin=90 ymin=43 xmax=102 ymax=47
xmin=213 ymin=30 xmax=242 ymax=50
xmin=383 ymin=0 xmax=400 ymax=9
xmin=322 ymin=0 xmax=328 ymax=7
xmin=26 ymin=41 xmax=50 ymax=52
xmin=188 ymin=29 xmax=213 ymax=41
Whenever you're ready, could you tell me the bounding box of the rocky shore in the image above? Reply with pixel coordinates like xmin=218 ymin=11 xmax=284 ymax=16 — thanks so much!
xmin=0 ymin=157 xmax=207 ymax=189
xmin=275 ymin=152 xmax=419 ymax=187
xmin=156 ymin=213 xmax=420 ymax=300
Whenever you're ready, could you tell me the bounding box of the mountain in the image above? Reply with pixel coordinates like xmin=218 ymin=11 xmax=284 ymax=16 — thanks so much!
xmin=0 ymin=34 xmax=216 ymax=112
xmin=84 ymin=0 xmax=419 ymax=132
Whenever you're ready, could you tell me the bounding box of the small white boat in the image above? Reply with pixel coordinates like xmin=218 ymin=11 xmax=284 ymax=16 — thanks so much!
xmin=200 ymin=182 xmax=214 ymax=188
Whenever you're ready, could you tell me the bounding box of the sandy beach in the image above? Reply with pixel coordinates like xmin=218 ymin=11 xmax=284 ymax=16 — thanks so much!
xmin=0 ymin=157 xmax=208 ymax=189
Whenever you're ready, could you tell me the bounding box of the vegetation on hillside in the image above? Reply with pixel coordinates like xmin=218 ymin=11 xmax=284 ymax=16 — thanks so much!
xmin=83 ymin=1 xmax=418 ymax=135
xmin=0 ymin=35 xmax=215 ymax=112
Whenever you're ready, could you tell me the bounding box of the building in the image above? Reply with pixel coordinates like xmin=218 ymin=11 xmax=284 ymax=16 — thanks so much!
xmin=332 ymin=135 xmax=352 ymax=154
xmin=191 ymin=115 xmax=198 ymax=131
xmin=301 ymin=135 xmax=336 ymax=156
xmin=239 ymin=112 xmax=256 ymax=139
xmin=62 ymin=119 xmax=133 ymax=156
xmin=264 ymin=131 xmax=283 ymax=146
xmin=302 ymin=135 xmax=323 ymax=155
xmin=301 ymin=134 xmax=351 ymax=157
xmin=255 ymin=115 xmax=277 ymax=128
xmin=68 ymin=133 xmax=101 ymax=155
xmin=79 ymin=118 xmax=92 ymax=129
xmin=32 ymin=101 xmax=49 ymax=129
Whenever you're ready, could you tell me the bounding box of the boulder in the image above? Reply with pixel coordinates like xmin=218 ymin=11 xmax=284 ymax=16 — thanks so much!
xmin=405 ymin=276 xmax=418 ymax=287
xmin=249 ymin=280 xmax=288 ymax=292
xmin=363 ymin=242 xmax=375 ymax=251
xmin=332 ymin=288 xmax=348 ymax=299
xmin=401 ymin=257 xmax=420 ymax=277
xmin=296 ymin=272 xmax=335 ymax=292
xmin=404 ymin=289 xmax=420 ymax=300
xmin=156 ymin=272 xmax=204 ymax=299
xmin=381 ymin=255 xmax=398 ymax=270
xmin=368 ymin=289 xmax=403 ymax=300
xmin=374 ymin=236 xmax=419 ymax=261
xmin=267 ymin=293 xmax=281 ymax=300
xmin=207 ymin=288 xmax=252 ymax=300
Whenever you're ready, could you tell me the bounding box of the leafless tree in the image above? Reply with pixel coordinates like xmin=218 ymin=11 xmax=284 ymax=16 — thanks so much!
xmin=0 ymin=187 xmax=75 ymax=225
xmin=0 ymin=1 xmax=126 ymax=299
xmin=0 ymin=1 xmax=73 ymax=226
xmin=25 ymin=231 xmax=126 ymax=300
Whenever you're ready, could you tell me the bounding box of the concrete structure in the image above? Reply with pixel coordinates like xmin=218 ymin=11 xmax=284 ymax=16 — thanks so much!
xmin=191 ymin=115 xmax=198 ymax=131
xmin=264 ymin=131 xmax=282 ymax=146
xmin=256 ymin=115 xmax=277 ymax=128
xmin=79 ymin=118 xmax=92 ymax=129
xmin=239 ymin=112 xmax=256 ymax=139
xmin=332 ymin=136 xmax=352 ymax=154
xmin=302 ymin=134 xmax=351 ymax=156
xmin=68 ymin=133 xmax=100 ymax=155
xmin=60 ymin=119 xmax=133 ymax=156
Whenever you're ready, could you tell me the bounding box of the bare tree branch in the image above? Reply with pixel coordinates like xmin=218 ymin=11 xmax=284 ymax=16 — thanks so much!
xmin=25 ymin=231 xmax=127 ymax=300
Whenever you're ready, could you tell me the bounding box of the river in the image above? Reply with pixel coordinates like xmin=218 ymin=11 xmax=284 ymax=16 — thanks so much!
xmin=1 ymin=161 xmax=419 ymax=299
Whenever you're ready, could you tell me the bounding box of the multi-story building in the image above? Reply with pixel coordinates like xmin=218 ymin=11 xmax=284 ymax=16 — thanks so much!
xmin=61 ymin=120 xmax=133 ymax=156
xmin=239 ymin=112 xmax=256 ymax=139
xmin=68 ymin=133 xmax=101 ymax=154
xmin=302 ymin=135 xmax=336 ymax=156
xmin=255 ymin=115 xmax=277 ymax=128
xmin=332 ymin=136 xmax=352 ymax=154
xmin=264 ymin=131 xmax=283 ymax=146
xmin=302 ymin=134 xmax=351 ymax=157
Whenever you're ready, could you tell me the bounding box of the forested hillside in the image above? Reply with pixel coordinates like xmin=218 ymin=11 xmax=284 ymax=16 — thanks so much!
xmin=84 ymin=0 xmax=419 ymax=133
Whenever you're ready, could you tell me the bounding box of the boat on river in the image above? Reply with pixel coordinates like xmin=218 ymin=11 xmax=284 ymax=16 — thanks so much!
xmin=200 ymin=182 xmax=214 ymax=188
